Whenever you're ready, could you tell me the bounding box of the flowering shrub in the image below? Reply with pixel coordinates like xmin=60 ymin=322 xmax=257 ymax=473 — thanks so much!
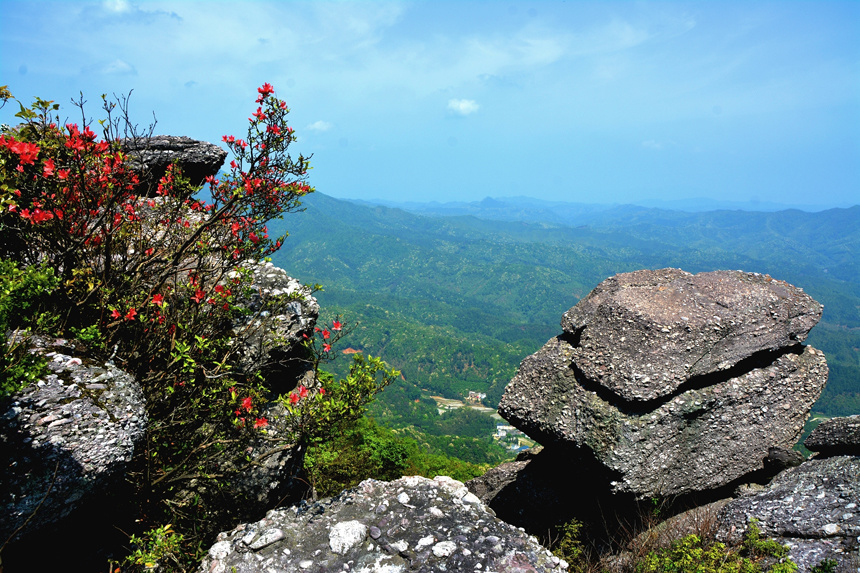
xmin=0 ymin=84 xmax=326 ymax=566
xmin=281 ymin=317 xmax=399 ymax=446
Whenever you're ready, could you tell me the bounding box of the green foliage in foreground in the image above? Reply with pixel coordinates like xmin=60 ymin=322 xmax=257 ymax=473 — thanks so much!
xmin=0 ymin=260 xmax=58 ymax=398
xmin=304 ymin=415 xmax=491 ymax=498
xmin=635 ymin=521 xmax=795 ymax=573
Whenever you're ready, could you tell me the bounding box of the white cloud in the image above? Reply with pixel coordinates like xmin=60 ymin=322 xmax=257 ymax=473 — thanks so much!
xmin=103 ymin=0 xmax=131 ymax=13
xmin=100 ymin=59 xmax=137 ymax=75
xmin=642 ymin=140 xmax=663 ymax=150
xmin=447 ymin=99 xmax=480 ymax=116
xmin=307 ymin=120 xmax=333 ymax=132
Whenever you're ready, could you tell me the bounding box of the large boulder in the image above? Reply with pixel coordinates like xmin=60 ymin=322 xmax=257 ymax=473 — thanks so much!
xmin=198 ymin=475 xmax=570 ymax=573
xmin=804 ymin=415 xmax=860 ymax=457
xmin=559 ymin=269 xmax=822 ymax=402
xmin=0 ymin=336 xmax=146 ymax=545
xmin=121 ymin=135 xmax=227 ymax=196
xmin=716 ymin=456 xmax=860 ymax=572
xmin=499 ymin=269 xmax=828 ymax=498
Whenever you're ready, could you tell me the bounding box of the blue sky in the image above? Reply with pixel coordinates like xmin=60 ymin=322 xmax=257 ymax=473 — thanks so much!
xmin=1 ymin=1 xmax=858 ymax=209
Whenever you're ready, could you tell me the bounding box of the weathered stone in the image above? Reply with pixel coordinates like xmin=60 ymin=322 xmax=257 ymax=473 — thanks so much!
xmin=501 ymin=334 xmax=827 ymax=497
xmin=499 ymin=269 xmax=829 ymax=499
xmin=716 ymin=456 xmax=860 ymax=572
xmin=561 ymin=269 xmax=822 ymax=402
xmin=805 ymin=415 xmax=860 ymax=457
xmin=0 ymin=336 xmax=146 ymax=544
xmin=121 ymin=135 xmax=227 ymax=196
xmin=198 ymin=475 xmax=569 ymax=573
xmin=230 ymin=261 xmax=320 ymax=389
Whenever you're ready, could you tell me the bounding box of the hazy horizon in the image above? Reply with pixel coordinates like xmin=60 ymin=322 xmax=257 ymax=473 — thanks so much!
xmin=2 ymin=1 xmax=857 ymax=208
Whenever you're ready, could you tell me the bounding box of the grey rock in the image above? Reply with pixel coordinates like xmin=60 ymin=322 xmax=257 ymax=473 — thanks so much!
xmin=0 ymin=336 xmax=147 ymax=544
xmin=716 ymin=456 xmax=860 ymax=572
xmin=500 ymin=334 xmax=826 ymax=497
xmin=805 ymin=416 xmax=860 ymax=457
xmin=231 ymin=261 xmax=320 ymax=388
xmin=121 ymin=135 xmax=227 ymax=197
xmin=498 ymin=269 xmax=829 ymax=498
xmin=198 ymin=475 xmax=569 ymax=573
xmin=560 ymin=269 xmax=822 ymax=402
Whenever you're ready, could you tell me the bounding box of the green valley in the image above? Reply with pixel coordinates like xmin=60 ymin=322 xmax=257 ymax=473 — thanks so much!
xmin=269 ymin=194 xmax=860 ymax=462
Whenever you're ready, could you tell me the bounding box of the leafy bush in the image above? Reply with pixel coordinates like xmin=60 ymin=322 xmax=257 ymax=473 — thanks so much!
xmin=635 ymin=521 xmax=796 ymax=573
xmin=0 ymin=85 xmax=399 ymax=570
xmin=0 ymin=260 xmax=59 ymax=398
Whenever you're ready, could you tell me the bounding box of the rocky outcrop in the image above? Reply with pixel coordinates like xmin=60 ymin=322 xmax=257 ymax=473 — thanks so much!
xmin=121 ymin=135 xmax=227 ymax=196
xmin=716 ymin=456 xmax=860 ymax=572
xmin=231 ymin=261 xmax=320 ymax=390
xmin=499 ymin=269 xmax=828 ymax=498
xmin=805 ymin=415 xmax=860 ymax=457
xmin=198 ymin=475 xmax=570 ymax=573
xmin=0 ymin=336 xmax=146 ymax=545
xmin=559 ymin=269 xmax=822 ymax=402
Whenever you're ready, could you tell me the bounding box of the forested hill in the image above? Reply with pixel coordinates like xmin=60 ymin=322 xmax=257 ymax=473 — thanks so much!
xmin=269 ymin=193 xmax=860 ymax=417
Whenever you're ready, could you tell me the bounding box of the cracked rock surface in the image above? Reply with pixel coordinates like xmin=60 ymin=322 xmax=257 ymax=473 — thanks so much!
xmin=804 ymin=415 xmax=860 ymax=457
xmin=499 ymin=269 xmax=828 ymax=498
xmin=198 ymin=475 xmax=569 ymax=573
xmin=716 ymin=456 xmax=860 ymax=572
xmin=0 ymin=336 xmax=146 ymax=543
xmin=560 ymin=269 xmax=822 ymax=402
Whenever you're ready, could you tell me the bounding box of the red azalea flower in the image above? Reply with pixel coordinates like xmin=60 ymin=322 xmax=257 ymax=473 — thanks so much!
xmin=241 ymin=396 xmax=253 ymax=412
xmin=323 ymin=343 xmax=331 ymax=352
xmin=191 ymin=289 xmax=206 ymax=303
xmin=111 ymin=309 xmax=121 ymax=319
xmin=299 ymin=385 xmax=309 ymax=399
xmin=289 ymin=392 xmax=300 ymax=405
xmin=151 ymin=294 xmax=164 ymax=306
xmin=322 ymin=329 xmax=330 ymax=339
xmin=43 ymin=158 xmax=55 ymax=177
xmin=125 ymin=308 xmax=137 ymax=321
xmin=332 ymin=320 xmax=343 ymax=331
xmin=258 ymin=82 xmax=274 ymax=97
xmin=319 ymin=388 xmax=326 ymax=396
xmin=253 ymin=418 xmax=268 ymax=429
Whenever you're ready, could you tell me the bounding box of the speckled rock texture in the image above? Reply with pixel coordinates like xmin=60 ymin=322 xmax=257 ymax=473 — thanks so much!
xmin=231 ymin=261 xmax=320 ymax=389
xmin=716 ymin=456 xmax=860 ymax=572
xmin=805 ymin=416 xmax=860 ymax=457
xmin=0 ymin=336 xmax=146 ymax=544
xmin=121 ymin=135 xmax=227 ymax=197
xmin=198 ymin=475 xmax=570 ymax=573
xmin=559 ymin=269 xmax=822 ymax=402
xmin=499 ymin=269 xmax=828 ymax=498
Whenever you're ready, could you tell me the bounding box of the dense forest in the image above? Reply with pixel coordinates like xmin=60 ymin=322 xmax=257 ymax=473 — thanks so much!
xmin=269 ymin=194 xmax=860 ymax=462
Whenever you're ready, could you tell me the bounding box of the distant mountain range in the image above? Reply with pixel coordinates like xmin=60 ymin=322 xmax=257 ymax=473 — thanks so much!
xmin=350 ymin=195 xmax=857 ymax=223
xmin=270 ymin=193 xmax=860 ymax=417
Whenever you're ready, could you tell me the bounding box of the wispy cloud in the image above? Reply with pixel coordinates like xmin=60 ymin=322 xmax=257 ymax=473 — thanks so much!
xmin=642 ymin=140 xmax=663 ymax=150
xmin=307 ymin=120 xmax=333 ymax=132
xmin=94 ymin=58 xmax=137 ymax=75
xmin=447 ymin=99 xmax=479 ymax=116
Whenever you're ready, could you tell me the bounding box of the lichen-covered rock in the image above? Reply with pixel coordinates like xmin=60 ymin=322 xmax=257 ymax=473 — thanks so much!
xmin=716 ymin=456 xmax=860 ymax=572
xmin=560 ymin=269 xmax=822 ymax=402
xmin=499 ymin=269 xmax=829 ymax=498
xmin=121 ymin=135 xmax=227 ymax=196
xmin=198 ymin=475 xmax=570 ymax=573
xmin=0 ymin=337 xmax=146 ymax=544
xmin=231 ymin=261 xmax=319 ymax=388
xmin=805 ymin=415 xmax=860 ymax=457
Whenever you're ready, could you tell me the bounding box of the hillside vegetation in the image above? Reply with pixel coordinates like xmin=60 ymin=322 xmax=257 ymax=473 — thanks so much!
xmin=270 ymin=194 xmax=860 ymax=424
